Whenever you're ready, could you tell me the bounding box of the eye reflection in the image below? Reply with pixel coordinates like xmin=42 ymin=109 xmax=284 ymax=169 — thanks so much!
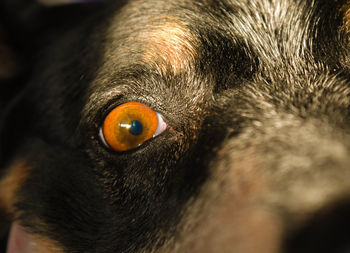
xmin=121 ymin=120 xmax=143 ymax=136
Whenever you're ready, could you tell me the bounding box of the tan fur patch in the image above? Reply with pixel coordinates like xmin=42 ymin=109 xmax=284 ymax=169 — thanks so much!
xmin=341 ymin=2 xmax=350 ymax=33
xmin=31 ymin=235 xmax=64 ymax=253
xmin=0 ymin=161 xmax=31 ymax=215
xmin=7 ymin=222 xmax=64 ymax=253
xmin=1 ymin=162 xmax=64 ymax=252
xmin=140 ymin=17 xmax=196 ymax=74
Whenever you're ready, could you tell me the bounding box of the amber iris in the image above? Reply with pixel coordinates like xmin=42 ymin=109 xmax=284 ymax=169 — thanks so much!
xmin=103 ymin=102 xmax=159 ymax=151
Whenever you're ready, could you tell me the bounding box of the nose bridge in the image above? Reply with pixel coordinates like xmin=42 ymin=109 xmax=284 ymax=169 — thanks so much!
xmin=226 ymin=117 xmax=350 ymax=252
xmin=258 ymin=118 xmax=350 ymax=219
xmin=256 ymin=120 xmax=350 ymax=253
xmin=247 ymin=116 xmax=350 ymax=252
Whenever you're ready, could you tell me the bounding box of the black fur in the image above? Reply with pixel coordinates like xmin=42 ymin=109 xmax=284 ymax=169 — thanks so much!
xmin=1 ymin=0 xmax=350 ymax=252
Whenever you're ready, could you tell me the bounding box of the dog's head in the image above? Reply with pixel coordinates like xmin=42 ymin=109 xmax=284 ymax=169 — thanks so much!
xmin=0 ymin=0 xmax=350 ymax=252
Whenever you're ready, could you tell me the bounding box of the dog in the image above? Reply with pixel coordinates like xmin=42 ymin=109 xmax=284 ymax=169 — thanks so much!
xmin=0 ymin=0 xmax=350 ymax=252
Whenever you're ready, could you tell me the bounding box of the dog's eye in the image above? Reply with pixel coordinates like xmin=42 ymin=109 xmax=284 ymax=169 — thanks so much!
xmin=100 ymin=102 xmax=167 ymax=151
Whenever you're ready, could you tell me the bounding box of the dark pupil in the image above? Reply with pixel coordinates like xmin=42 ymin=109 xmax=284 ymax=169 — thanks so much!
xmin=129 ymin=120 xmax=143 ymax=136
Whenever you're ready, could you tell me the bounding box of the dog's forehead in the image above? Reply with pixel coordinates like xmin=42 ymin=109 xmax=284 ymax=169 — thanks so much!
xmin=139 ymin=18 xmax=196 ymax=74
xmin=99 ymin=0 xmax=345 ymax=80
xmin=82 ymin=0 xmax=349 ymax=123
xmin=103 ymin=1 xmax=199 ymax=73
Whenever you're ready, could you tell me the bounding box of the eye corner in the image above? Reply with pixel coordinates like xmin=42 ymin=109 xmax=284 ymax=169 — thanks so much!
xmin=154 ymin=112 xmax=167 ymax=137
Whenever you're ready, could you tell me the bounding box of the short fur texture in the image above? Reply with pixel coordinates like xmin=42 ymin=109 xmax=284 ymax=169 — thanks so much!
xmin=0 ymin=0 xmax=350 ymax=252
